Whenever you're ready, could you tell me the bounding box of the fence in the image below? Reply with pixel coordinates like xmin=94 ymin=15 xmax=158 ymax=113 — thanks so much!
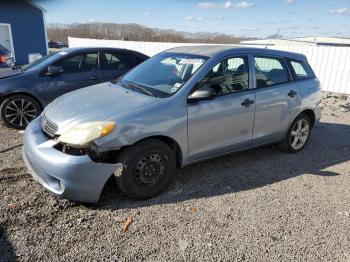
xmin=68 ymin=37 xmax=350 ymax=94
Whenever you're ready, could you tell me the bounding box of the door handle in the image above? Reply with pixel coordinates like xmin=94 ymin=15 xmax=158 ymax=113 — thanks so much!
xmin=288 ymin=90 xmax=297 ymax=98
xmin=241 ymin=99 xmax=255 ymax=107
xmin=89 ymin=76 xmax=102 ymax=80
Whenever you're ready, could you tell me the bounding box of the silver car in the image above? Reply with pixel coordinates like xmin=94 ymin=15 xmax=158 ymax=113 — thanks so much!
xmin=22 ymin=46 xmax=322 ymax=203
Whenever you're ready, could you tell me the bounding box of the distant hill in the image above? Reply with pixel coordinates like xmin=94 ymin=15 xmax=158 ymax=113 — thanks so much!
xmin=48 ymin=22 xmax=256 ymax=44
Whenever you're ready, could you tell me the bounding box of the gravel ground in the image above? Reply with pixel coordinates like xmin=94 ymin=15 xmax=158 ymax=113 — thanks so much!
xmin=1 ymin=92 xmax=350 ymax=262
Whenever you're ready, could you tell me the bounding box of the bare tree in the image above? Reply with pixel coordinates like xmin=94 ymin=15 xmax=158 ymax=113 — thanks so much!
xmin=48 ymin=23 xmax=255 ymax=44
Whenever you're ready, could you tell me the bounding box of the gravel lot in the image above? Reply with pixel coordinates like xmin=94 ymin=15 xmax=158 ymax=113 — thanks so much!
xmin=1 ymin=92 xmax=350 ymax=262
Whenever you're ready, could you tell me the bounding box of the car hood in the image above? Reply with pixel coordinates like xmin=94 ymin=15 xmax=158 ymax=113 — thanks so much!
xmin=44 ymin=82 xmax=161 ymax=134
xmin=0 ymin=69 xmax=23 ymax=79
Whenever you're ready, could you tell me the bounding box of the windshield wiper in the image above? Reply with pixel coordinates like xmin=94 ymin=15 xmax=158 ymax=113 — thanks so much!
xmin=125 ymin=81 xmax=156 ymax=97
xmin=111 ymin=76 xmax=122 ymax=84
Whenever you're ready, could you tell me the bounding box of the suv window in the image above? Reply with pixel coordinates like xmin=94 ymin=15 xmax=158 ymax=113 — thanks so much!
xmin=254 ymin=56 xmax=289 ymax=88
xmin=101 ymin=52 xmax=132 ymax=70
xmin=200 ymin=56 xmax=249 ymax=96
xmin=287 ymin=59 xmax=315 ymax=80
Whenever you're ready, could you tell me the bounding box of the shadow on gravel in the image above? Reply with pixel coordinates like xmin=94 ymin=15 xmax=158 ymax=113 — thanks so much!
xmin=90 ymin=122 xmax=350 ymax=210
xmin=0 ymin=227 xmax=17 ymax=262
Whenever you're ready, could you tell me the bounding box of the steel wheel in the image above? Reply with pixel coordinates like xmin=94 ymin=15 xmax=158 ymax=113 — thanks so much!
xmin=114 ymin=139 xmax=176 ymax=200
xmin=1 ymin=95 xmax=41 ymax=129
xmin=133 ymin=153 xmax=166 ymax=187
xmin=290 ymin=119 xmax=310 ymax=150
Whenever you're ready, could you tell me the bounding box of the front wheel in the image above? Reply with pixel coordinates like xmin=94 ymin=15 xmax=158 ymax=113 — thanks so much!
xmin=278 ymin=114 xmax=311 ymax=153
xmin=0 ymin=94 xmax=41 ymax=129
xmin=114 ymin=139 xmax=176 ymax=200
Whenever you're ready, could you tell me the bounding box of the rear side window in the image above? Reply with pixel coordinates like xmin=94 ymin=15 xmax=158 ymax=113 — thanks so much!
xmin=134 ymin=55 xmax=146 ymax=66
xmin=100 ymin=52 xmax=133 ymax=70
xmin=287 ymin=59 xmax=315 ymax=80
xmin=254 ymin=56 xmax=289 ymax=88
xmin=81 ymin=53 xmax=98 ymax=72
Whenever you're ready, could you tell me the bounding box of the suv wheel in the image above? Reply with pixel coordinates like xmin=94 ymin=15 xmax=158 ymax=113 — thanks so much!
xmin=278 ymin=113 xmax=311 ymax=153
xmin=0 ymin=94 xmax=41 ymax=129
xmin=114 ymin=139 xmax=176 ymax=200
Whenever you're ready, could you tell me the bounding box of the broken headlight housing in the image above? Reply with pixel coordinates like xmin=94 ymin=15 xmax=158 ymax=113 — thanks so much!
xmin=58 ymin=121 xmax=116 ymax=148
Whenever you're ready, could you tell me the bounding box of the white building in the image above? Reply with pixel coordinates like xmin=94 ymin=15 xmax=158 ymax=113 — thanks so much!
xmin=240 ymin=36 xmax=350 ymax=47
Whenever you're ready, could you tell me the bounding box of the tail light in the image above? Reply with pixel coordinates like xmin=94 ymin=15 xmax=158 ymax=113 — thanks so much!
xmin=0 ymin=55 xmax=5 ymax=63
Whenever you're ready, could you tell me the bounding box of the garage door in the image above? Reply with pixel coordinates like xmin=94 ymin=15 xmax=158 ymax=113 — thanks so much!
xmin=0 ymin=24 xmax=13 ymax=53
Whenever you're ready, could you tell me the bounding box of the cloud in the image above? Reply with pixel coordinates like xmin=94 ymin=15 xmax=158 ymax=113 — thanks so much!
xmin=185 ymin=16 xmax=204 ymax=21
xmin=223 ymin=1 xmax=231 ymax=8
xmin=285 ymin=0 xmax=295 ymax=4
xmin=144 ymin=12 xmax=151 ymax=16
xmin=231 ymin=1 xmax=254 ymax=8
xmin=198 ymin=2 xmax=218 ymax=8
xmin=330 ymin=8 xmax=350 ymax=15
xmin=198 ymin=1 xmax=254 ymax=9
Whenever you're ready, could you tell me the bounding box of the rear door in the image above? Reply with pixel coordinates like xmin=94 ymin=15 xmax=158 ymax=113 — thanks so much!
xmin=100 ymin=51 xmax=136 ymax=81
xmin=43 ymin=51 xmax=103 ymax=103
xmin=187 ymin=55 xmax=256 ymax=161
xmin=252 ymin=55 xmax=300 ymax=145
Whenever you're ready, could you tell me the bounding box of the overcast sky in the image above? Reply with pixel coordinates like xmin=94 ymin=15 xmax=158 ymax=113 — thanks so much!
xmin=35 ymin=0 xmax=350 ymax=38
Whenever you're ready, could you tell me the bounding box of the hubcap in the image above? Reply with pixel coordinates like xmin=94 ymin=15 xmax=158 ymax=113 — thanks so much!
xmin=134 ymin=153 xmax=166 ymax=186
xmin=4 ymin=99 xmax=38 ymax=127
xmin=290 ymin=119 xmax=310 ymax=150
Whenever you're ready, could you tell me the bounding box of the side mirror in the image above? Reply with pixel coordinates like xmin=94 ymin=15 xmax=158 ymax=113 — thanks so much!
xmin=188 ymin=86 xmax=216 ymax=101
xmin=46 ymin=65 xmax=64 ymax=76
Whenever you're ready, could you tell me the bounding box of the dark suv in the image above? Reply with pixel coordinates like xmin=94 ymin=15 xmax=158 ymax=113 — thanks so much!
xmin=0 ymin=47 xmax=149 ymax=129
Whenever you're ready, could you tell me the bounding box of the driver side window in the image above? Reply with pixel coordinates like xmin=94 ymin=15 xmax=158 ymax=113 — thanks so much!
xmin=199 ymin=56 xmax=249 ymax=96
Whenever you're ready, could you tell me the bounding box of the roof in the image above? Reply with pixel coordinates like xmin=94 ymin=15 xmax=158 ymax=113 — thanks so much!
xmin=165 ymin=45 xmax=306 ymax=60
xmin=64 ymin=47 xmax=138 ymax=52
xmin=26 ymin=0 xmax=46 ymax=13
xmin=55 ymin=47 xmax=149 ymax=58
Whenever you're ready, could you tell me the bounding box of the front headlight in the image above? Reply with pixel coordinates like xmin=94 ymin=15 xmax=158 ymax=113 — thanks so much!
xmin=58 ymin=121 xmax=116 ymax=147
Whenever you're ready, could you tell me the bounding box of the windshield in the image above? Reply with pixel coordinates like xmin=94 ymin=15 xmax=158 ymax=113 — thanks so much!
xmin=120 ymin=52 xmax=208 ymax=97
xmin=21 ymin=51 xmax=67 ymax=72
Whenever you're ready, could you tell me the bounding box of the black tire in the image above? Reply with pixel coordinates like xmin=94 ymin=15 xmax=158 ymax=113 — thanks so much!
xmin=278 ymin=113 xmax=312 ymax=153
xmin=114 ymin=139 xmax=176 ymax=200
xmin=0 ymin=94 xmax=41 ymax=129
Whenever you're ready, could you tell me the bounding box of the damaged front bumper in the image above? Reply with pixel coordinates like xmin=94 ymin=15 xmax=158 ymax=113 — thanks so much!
xmin=22 ymin=117 xmax=120 ymax=203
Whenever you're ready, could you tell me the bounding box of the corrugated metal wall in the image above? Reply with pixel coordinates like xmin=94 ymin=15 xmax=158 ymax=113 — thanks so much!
xmin=68 ymin=37 xmax=350 ymax=94
xmin=0 ymin=0 xmax=47 ymax=65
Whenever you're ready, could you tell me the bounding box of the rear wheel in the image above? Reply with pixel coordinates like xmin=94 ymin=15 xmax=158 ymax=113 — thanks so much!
xmin=0 ymin=94 xmax=41 ymax=129
xmin=278 ymin=113 xmax=311 ymax=153
xmin=114 ymin=139 xmax=176 ymax=200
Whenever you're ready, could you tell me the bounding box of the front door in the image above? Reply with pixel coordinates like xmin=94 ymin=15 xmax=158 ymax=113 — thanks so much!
xmin=252 ymin=56 xmax=301 ymax=145
xmin=187 ymin=56 xmax=256 ymax=161
xmin=43 ymin=52 xmax=103 ymax=103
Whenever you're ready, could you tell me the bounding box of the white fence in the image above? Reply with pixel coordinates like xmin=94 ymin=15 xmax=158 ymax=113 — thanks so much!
xmin=68 ymin=37 xmax=350 ymax=94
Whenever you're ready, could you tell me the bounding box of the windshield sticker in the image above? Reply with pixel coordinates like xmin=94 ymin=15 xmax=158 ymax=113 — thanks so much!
xmin=58 ymin=51 xmax=68 ymax=56
xmin=179 ymin=59 xmax=205 ymax=65
xmin=171 ymin=87 xmax=178 ymax=93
